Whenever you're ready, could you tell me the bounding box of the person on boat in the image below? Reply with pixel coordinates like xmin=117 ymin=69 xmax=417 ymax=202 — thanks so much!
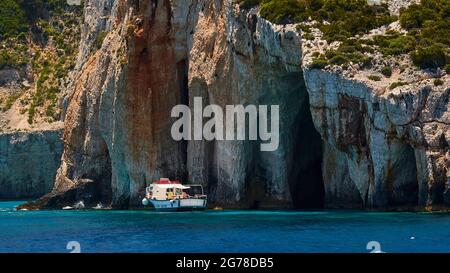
xmin=181 ymin=191 xmax=189 ymax=199
xmin=167 ymin=190 xmax=174 ymax=200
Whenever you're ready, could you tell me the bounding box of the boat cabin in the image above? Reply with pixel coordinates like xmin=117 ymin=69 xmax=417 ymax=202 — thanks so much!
xmin=143 ymin=178 xmax=207 ymax=211
xmin=146 ymin=178 xmax=205 ymax=201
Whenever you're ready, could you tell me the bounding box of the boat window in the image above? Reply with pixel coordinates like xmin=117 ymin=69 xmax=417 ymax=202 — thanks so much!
xmin=186 ymin=186 xmax=203 ymax=197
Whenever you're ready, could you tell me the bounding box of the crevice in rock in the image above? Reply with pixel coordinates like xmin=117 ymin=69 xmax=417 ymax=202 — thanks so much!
xmin=177 ymin=59 xmax=189 ymax=179
xmin=290 ymin=85 xmax=324 ymax=209
xmin=205 ymin=140 xmax=217 ymax=199
xmin=97 ymin=138 xmax=112 ymax=206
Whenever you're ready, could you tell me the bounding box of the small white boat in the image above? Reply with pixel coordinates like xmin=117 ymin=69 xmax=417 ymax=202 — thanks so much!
xmin=142 ymin=178 xmax=207 ymax=212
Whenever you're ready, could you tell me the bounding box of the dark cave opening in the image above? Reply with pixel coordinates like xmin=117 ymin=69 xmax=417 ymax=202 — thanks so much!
xmin=291 ymin=92 xmax=325 ymax=209
xmin=290 ymin=88 xmax=325 ymax=209
xmin=178 ymin=67 xmax=326 ymax=209
xmin=81 ymin=137 xmax=113 ymax=207
xmin=46 ymin=138 xmax=113 ymax=209
xmin=98 ymin=138 xmax=113 ymax=205
xmin=385 ymin=142 xmax=418 ymax=207
xmin=245 ymin=71 xmax=325 ymax=210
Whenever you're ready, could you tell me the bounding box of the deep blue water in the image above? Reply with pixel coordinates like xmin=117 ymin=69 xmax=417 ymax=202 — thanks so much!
xmin=1 ymin=201 xmax=450 ymax=253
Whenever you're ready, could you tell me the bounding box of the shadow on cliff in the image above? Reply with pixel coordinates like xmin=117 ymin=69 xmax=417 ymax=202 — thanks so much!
xmin=290 ymin=93 xmax=324 ymax=209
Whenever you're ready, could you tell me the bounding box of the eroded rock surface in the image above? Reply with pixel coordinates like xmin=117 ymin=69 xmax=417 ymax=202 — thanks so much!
xmin=27 ymin=0 xmax=449 ymax=211
xmin=303 ymin=67 xmax=450 ymax=210
xmin=0 ymin=128 xmax=63 ymax=199
xmin=32 ymin=0 xmax=323 ymax=209
xmin=186 ymin=2 xmax=323 ymax=208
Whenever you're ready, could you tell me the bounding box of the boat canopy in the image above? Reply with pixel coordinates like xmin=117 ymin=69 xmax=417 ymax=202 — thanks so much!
xmin=153 ymin=184 xmax=191 ymax=190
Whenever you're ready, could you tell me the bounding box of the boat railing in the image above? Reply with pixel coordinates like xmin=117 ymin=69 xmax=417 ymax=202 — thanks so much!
xmin=145 ymin=183 xmax=206 ymax=200
xmin=185 ymin=184 xmax=205 ymax=195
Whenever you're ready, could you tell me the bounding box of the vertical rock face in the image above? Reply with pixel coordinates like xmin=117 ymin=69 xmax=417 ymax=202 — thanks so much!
xmin=186 ymin=2 xmax=323 ymax=208
xmin=118 ymin=0 xmax=189 ymax=206
xmin=0 ymin=129 xmax=63 ymax=199
xmin=304 ymin=69 xmax=449 ymax=210
xmin=54 ymin=0 xmax=189 ymax=208
xmin=37 ymin=0 xmax=324 ymax=209
xmin=29 ymin=0 xmax=449 ymax=211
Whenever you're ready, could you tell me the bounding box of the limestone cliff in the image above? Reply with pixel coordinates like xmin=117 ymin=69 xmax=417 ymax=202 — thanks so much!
xmin=0 ymin=128 xmax=63 ymax=199
xmin=186 ymin=2 xmax=323 ymax=208
xmin=303 ymin=69 xmax=449 ymax=210
xmin=32 ymin=0 xmax=323 ymax=209
xmin=0 ymin=2 xmax=80 ymax=199
xmin=26 ymin=0 xmax=449 ymax=211
xmin=300 ymin=0 xmax=450 ymax=210
xmin=50 ymin=0 xmax=192 ymax=208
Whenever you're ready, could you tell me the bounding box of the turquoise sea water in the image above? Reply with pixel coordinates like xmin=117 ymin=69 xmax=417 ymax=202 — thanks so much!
xmin=1 ymin=201 xmax=450 ymax=253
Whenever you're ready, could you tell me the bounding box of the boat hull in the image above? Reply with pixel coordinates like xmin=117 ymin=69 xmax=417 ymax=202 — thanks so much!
xmin=149 ymin=198 xmax=207 ymax=212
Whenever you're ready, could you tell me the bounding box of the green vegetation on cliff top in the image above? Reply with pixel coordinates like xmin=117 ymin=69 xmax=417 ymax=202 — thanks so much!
xmin=0 ymin=0 xmax=28 ymax=38
xmin=0 ymin=0 xmax=71 ymax=39
xmin=318 ymin=0 xmax=450 ymax=69
xmin=0 ymin=0 xmax=83 ymax=124
xmin=238 ymin=0 xmax=450 ymax=71
xmin=239 ymin=0 xmax=396 ymax=41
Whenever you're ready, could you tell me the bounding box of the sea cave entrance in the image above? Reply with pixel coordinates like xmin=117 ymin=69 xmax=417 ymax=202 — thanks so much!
xmin=289 ymin=83 xmax=324 ymax=209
